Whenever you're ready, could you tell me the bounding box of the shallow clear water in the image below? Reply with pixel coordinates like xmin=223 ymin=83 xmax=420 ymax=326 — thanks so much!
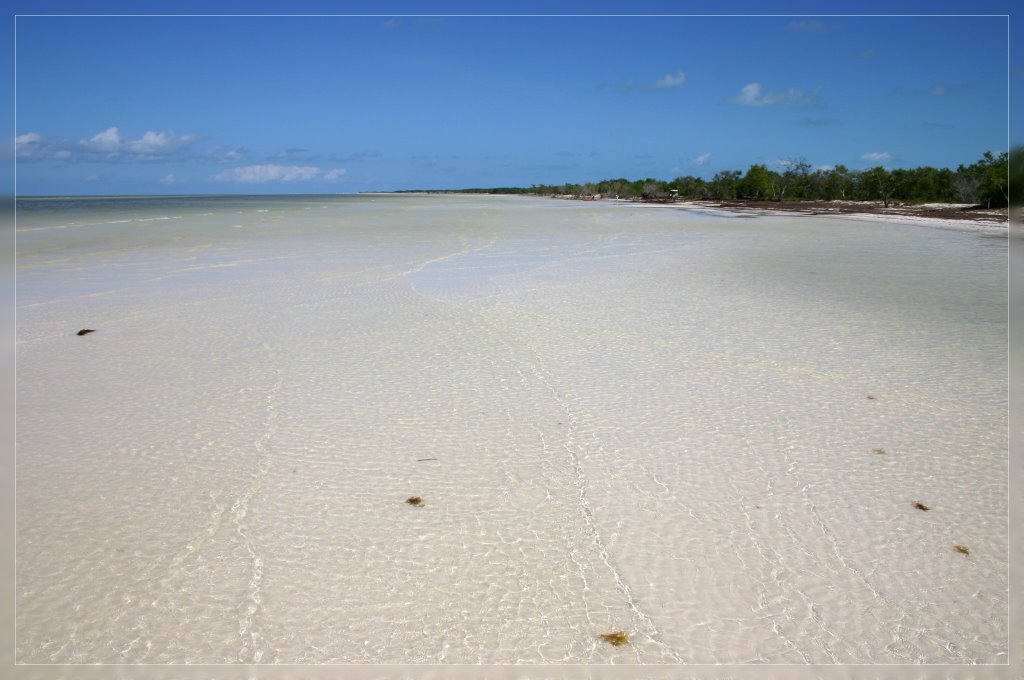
xmin=15 ymin=194 xmax=1007 ymax=664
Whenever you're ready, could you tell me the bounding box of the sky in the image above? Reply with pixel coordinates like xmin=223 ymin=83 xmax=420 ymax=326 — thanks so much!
xmin=5 ymin=1 xmax=1022 ymax=195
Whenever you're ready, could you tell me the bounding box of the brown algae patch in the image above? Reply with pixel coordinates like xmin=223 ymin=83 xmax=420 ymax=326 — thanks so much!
xmin=77 ymin=329 xmax=96 ymax=336
xmin=954 ymin=545 xmax=971 ymax=555
xmin=600 ymin=631 xmax=630 ymax=647
xmin=405 ymin=496 xmax=424 ymax=507
xmin=912 ymin=501 xmax=930 ymax=511
xmin=872 ymin=448 xmax=886 ymax=455
xmin=866 ymin=395 xmax=876 ymax=400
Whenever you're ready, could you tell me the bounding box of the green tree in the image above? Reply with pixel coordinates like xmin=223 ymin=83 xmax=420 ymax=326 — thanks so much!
xmin=1010 ymin=146 xmax=1023 ymax=206
xmin=738 ymin=164 xmax=776 ymax=200
xmin=956 ymin=151 xmax=1009 ymax=207
xmin=979 ymin=151 xmax=1009 ymax=208
xmin=861 ymin=166 xmax=899 ymax=207
xmin=710 ymin=170 xmax=742 ymax=199
xmin=823 ymin=165 xmax=852 ymax=200
xmin=779 ymin=158 xmax=812 ymax=199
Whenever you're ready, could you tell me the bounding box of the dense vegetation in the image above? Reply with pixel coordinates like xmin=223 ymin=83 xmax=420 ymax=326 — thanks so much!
xmin=412 ymin=149 xmax=1018 ymax=208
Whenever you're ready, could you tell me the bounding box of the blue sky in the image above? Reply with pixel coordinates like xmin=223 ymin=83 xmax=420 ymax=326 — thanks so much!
xmin=5 ymin=1 xmax=1021 ymax=195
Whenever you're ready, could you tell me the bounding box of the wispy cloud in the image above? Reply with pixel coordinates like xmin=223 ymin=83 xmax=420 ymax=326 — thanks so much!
xmin=80 ymin=127 xmax=199 ymax=158
xmin=652 ymin=71 xmax=687 ymax=89
xmin=692 ymin=152 xmax=712 ymax=166
xmin=931 ymin=82 xmax=970 ymax=96
xmin=608 ymin=68 xmax=687 ymax=92
xmin=200 ymin=146 xmax=248 ymax=163
xmin=271 ymin=148 xmax=319 ymax=162
xmin=160 ymin=173 xmax=176 ymax=185
xmin=856 ymin=49 xmax=878 ymax=60
xmin=382 ymin=18 xmax=398 ymax=29
xmin=14 ymin=132 xmax=66 ymax=160
xmin=212 ymin=164 xmax=345 ymax=183
xmin=16 ymin=126 xmax=200 ymax=162
xmin=861 ymin=151 xmax=892 ymax=163
xmin=727 ymin=82 xmax=818 ymax=107
xmin=787 ymin=20 xmax=827 ymax=33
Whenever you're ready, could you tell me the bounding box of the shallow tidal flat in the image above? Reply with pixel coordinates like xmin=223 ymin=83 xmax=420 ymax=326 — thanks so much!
xmin=15 ymin=194 xmax=1007 ymax=664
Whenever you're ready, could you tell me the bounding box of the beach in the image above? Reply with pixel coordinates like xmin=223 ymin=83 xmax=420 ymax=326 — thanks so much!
xmin=15 ymin=193 xmax=1009 ymax=665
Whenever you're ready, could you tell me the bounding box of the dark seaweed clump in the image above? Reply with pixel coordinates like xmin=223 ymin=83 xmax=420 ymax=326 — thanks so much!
xmin=405 ymin=496 xmax=424 ymax=507
xmin=77 ymin=329 xmax=96 ymax=336
xmin=600 ymin=631 xmax=630 ymax=647
xmin=912 ymin=501 xmax=930 ymax=511
xmin=954 ymin=545 xmax=971 ymax=555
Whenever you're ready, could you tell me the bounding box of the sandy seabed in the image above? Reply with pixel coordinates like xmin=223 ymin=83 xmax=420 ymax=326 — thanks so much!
xmin=14 ymin=194 xmax=1009 ymax=666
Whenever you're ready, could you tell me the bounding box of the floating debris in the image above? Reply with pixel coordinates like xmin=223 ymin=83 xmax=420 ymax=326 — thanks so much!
xmin=405 ymin=496 xmax=424 ymax=507
xmin=912 ymin=501 xmax=930 ymax=511
xmin=866 ymin=395 xmax=876 ymax=400
xmin=600 ymin=631 xmax=630 ymax=647
xmin=77 ymin=329 xmax=96 ymax=336
xmin=872 ymin=448 xmax=886 ymax=455
xmin=954 ymin=545 xmax=971 ymax=555
xmin=417 ymin=458 xmax=438 ymax=462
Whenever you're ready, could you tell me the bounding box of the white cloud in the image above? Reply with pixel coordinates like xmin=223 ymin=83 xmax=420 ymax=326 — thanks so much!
xmin=692 ymin=152 xmax=712 ymax=166
xmin=212 ymin=164 xmax=326 ymax=183
xmin=19 ymin=126 xmax=202 ymax=162
xmin=79 ymin=126 xmax=199 ymax=159
xmin=16 ymin=131 xmax=71 ymax=159
xmin=860 ymin=151 xmax=892 ymax=163
xmin=323 ymin=168 xmax=347 ymax=181
xmin=82 ymin=126 xmax=123 ymax=152
xmin=15 ymin=132 xmax=44 ymax=158
xmin=652 ymin=71 xmax=687 ymax=89
xmin=128 ymin=130 xmax=198 ymax=154
xmin=728 ymin=82 xmax=815 ymax=107
xmin=160 ymin=173 xmax=176 ymax=184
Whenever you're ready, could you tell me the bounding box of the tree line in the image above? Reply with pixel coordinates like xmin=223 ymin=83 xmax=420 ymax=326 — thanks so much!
xmin=436 ymin=149 xmax=1017 ymax=208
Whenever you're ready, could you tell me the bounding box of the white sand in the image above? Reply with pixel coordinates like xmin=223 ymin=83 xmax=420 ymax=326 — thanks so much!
xmin=15 ymin=194 xmax=1008 ymax=665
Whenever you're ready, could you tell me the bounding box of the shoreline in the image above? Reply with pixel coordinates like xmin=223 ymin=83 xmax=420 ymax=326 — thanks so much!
xmin=561 ymin=195 xmax=1011 ymax=236
xmin=389 ymin=191 xmax=1015 ymax=236
xmin=641 ymin=199 xmax=1014 ymax=236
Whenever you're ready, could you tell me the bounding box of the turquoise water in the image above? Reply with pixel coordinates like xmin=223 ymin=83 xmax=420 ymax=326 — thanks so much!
xmin=15 ymin=195 xmax=1008 ymax=664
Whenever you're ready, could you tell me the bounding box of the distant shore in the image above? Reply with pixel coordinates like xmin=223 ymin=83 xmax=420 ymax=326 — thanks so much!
xmin=622 ymin=197 xmax=1013 ymax=236
xmin=385 ymin=191 xmax=1015 ymax=235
